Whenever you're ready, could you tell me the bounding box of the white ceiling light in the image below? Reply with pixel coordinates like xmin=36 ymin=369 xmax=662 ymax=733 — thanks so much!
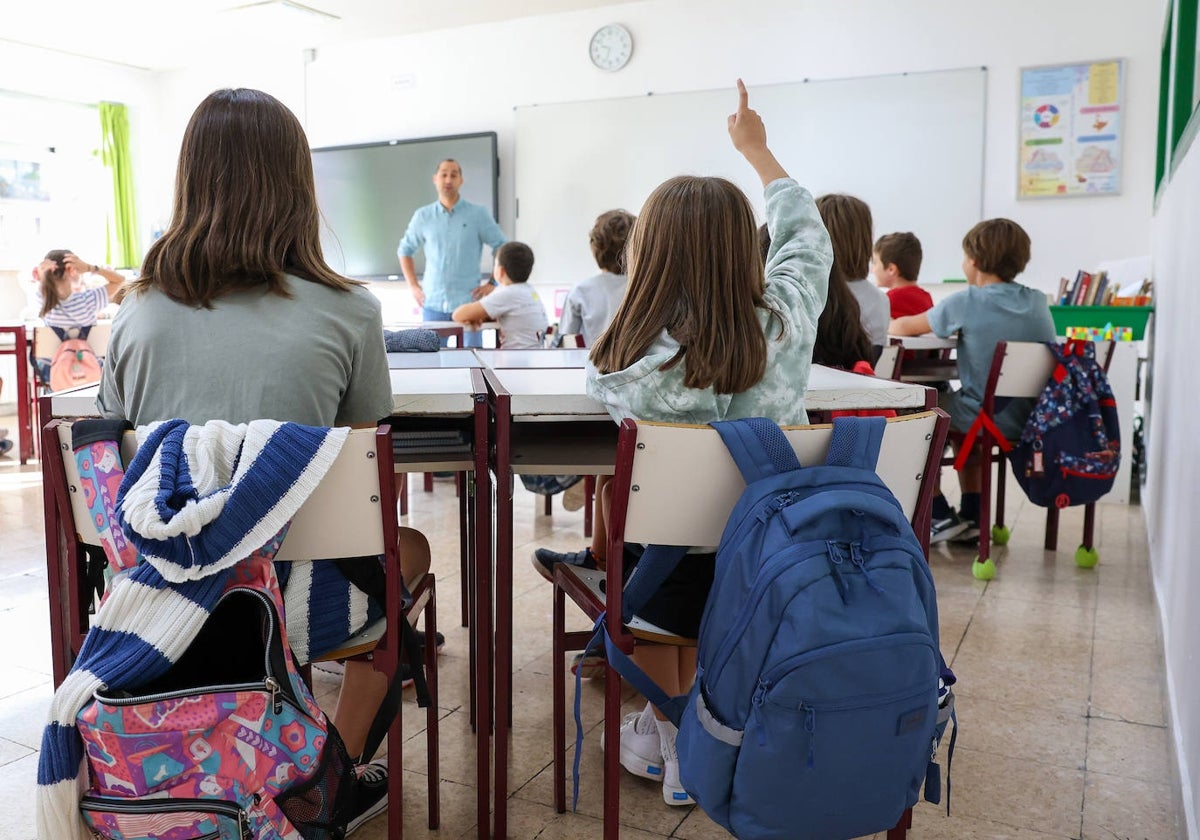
xmin=225 ymin=0 xmax=341 ymax=22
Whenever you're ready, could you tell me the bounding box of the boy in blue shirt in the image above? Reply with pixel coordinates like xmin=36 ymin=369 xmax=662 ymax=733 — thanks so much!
xmin=891 ymin=218 xmax=1056 ymax=542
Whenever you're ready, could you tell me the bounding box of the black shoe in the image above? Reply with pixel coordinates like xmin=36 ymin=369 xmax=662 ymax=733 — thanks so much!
xmin=950 ymin=521 xmax=981 ymax=546
xmin=345 ymin=762 xmax=389 ymax=835
xmin=930 ymin=511 xmax=969 ymax=544
xmin=410 ymin=629 xmax=446 ymax=652
xmin=531 ymin=546 xmax=599 ymax=582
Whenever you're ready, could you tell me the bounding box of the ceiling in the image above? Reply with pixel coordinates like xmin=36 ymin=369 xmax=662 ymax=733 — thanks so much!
xmin=4 ymin=0 xmax=628 ymax=72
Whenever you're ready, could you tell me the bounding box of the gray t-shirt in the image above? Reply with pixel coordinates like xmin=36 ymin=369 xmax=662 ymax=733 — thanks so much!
xmin=927 ymin=281 xmax=1057 ymax=418
xmin=97 ymin=275 xmax=394 ymax=427
xmin=847 ymin=278 xmax=891 ymax=348
xmin=558 ymin=272 xmax=628 ymax=346
xmin=480 ymin=282 xmax=549 ymax=349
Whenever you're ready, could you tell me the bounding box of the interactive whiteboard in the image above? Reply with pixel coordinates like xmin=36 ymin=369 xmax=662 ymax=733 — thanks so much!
xmin=515 ymin=68 xmax=986 ymax=294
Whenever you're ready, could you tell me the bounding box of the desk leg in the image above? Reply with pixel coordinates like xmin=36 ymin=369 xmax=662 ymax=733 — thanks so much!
xmin=16 ymin=328 xmax=33 ymax=463
xmin=493 ymin=408 xmax=513 ymax=839
xmin=473 ymin=398 xmax=493 ymax=840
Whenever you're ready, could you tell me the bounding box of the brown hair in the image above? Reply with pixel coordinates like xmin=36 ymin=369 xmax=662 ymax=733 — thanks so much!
xmin=590 ymin=176 xmax=777 ymax=394
xmin=758 ymin=225 xmax=870 ymax=369
xmin=134 ymin=88 xmax=357 ymax=307
xmin=874 ymin=232 xmax=923 ymax=283
xmin=37 ymin=249 xmax=74 ymax=318
xmin=815 ymin=194 xmax=873 ymax=285
xmin=962 ymin=218 xmax=1031 ymax=283
xmin=589 ymin=209 xmax=635 ymax=274
xmin=496 ymin=241 xmax=534 ymax=283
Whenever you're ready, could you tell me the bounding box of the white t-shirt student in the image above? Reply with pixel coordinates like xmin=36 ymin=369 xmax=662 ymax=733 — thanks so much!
xmin=480 ymin=283 xmax=548 ymax=349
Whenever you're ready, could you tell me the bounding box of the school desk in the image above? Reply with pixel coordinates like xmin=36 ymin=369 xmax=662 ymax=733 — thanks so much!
xmin=888 ymin=333 xmax=959 ymax=384
xmin=387 ymin=348 xmax=484 ymax=369
xmin=480 ymin=361 xmax=934 ymax=839
xmin=0 ymin=322 xmax=33 ymax=463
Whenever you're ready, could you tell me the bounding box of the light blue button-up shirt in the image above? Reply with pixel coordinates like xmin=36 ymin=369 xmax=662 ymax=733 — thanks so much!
xmin=396 ymin=198 xmax=507 ymax=311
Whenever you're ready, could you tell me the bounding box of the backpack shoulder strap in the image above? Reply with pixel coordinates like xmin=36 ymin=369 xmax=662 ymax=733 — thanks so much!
xmin=826 ymin=416 xmax=887 ymax=471
xmin=711 ymin=417 xmax=802 ymax=483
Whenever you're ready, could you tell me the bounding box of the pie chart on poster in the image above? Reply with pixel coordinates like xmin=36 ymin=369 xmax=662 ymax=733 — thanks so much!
xmin=1034 ymin=104 xmax=1060 ymax=128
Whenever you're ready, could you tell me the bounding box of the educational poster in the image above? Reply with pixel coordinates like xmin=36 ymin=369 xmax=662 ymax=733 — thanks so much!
xmin=1019 ymin=59 xmax=1124 ymax=198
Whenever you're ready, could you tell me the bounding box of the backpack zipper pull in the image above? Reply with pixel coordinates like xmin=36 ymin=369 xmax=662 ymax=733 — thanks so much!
xmin=752 ymin=683 xmax=768 ymax=746
xmin=265 ymin=676 xmax=283 ymax=714
xmin=850 ymin=542 xmax=885 ymax=594
xmin=824 ymin=542 xmax=850 ymax=604
xmin=803 ymin=704 xmax=816 ymax=768
xmin=756 ymin=490 xmax=794 ymax=523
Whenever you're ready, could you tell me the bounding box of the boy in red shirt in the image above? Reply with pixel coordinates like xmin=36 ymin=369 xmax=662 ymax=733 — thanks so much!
xmin=871 ymin=232 xmax=932 ymax=317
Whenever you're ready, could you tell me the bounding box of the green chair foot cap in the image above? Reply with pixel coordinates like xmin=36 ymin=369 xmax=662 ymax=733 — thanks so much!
xmin=991 ymin=524 xmax=1011 ymax=545
xmin=972 ymin=557 xmax=997 ymax=580
xmin=1075 ymin=545 xmax=1100 ymax=569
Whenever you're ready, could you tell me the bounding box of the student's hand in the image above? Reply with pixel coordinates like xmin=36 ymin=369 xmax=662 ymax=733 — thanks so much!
xmin=728 ymin=79 xmax=788 ymax=186
xmin=409 ymin=282 xmax=426 ymax=307
xmin=728 ymin=79 xmax=767 ymax=154
xmin=471 ymin=284 xmax=496 ymax=300
xmin=62 ymin=253 xmax=95 ymax=275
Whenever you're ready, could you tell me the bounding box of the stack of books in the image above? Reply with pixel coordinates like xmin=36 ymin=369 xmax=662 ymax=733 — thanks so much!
xmin=1056 ymin=272 xmax=1153 ymax=307
xmin=392 ymin=429 xmax=471 ymax=457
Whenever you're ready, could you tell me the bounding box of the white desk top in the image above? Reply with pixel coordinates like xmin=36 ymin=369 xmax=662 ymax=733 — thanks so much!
xmin=389 ymin=368 xmax=478 ymax=415
xmin=387 ymin=350 xmax=483 ymax=369
xmin=889 ymin=333 xmax=957 ymax=351
xmin=385 ymin=320 xmax=498 ymax=332
xmin=46 ymin=384 xmax=101 ymax=418
xmin=473 ymin=348 xmax=589 ymax=369
xmin=489 ymin=364 xmax=931 ymax=419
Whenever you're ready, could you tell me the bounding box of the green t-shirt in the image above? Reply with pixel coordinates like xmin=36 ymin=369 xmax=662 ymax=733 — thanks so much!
xmin=97 ymin=275 xmax=393 ymax=427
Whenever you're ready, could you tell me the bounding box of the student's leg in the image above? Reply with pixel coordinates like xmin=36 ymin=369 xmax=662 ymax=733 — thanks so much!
xmin=333 ymin=526 xmax=432 ymax=758
xmin=631 ymin=643 xmax=684 ymax=719
xmin=590 ymin=475 xmax=612 ymax=564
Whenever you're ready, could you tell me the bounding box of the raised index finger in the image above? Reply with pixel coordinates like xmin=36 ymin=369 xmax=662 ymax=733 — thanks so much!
xmin=736 ymin=78 xmax=749 ymax=112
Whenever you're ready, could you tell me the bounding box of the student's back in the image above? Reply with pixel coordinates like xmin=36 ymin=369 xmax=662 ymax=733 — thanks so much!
xmin=99 ymin=277 xmax=389 ymax=427
xmin=559 ymin=209 xmax=636 ymax=345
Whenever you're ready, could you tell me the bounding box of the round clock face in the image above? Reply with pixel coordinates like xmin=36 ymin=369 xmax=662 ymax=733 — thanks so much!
xmin=589 ymin=23 xmax=633 ymax=71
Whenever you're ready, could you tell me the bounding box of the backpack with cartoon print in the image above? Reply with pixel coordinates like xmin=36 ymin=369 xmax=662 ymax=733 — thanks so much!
xmin=1008 ymin=340 xmax=1121 ymax=509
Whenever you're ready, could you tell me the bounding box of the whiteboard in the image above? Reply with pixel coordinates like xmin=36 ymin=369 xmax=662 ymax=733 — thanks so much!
xmin=515 ymin=68 xmax=986 ymax=296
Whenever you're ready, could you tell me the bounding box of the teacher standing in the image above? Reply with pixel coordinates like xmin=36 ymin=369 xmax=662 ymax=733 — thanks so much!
xmin=397 ymin=158 xmax=507 ymax=347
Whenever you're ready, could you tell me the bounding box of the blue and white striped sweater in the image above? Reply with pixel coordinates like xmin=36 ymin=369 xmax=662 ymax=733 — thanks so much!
xmin=36 ymin=419 xmax=347 ymax=840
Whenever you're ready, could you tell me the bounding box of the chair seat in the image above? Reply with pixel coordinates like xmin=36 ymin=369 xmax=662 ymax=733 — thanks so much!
xmin=320 ymin=617 xmax=388 ymax=661
xmin=560 ymin=566 xmax=696 ymax=646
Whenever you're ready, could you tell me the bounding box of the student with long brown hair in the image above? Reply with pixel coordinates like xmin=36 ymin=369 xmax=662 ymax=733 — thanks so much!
xmin=534 ymin=80 xmax=832 ymax=807
xmin=97 ymin=87 xmax=426 ymax=834
xmin=815 ymin=193 xmax=890 ymax=359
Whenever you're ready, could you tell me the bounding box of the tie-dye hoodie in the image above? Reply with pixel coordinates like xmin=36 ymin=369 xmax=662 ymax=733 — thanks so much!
xmin=587 ymin=178 xmax=831 ymax=425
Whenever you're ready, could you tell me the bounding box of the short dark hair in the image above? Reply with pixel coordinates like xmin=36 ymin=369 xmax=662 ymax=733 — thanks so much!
xmin=962 ymin=218 xmax=1030 ymax=282
xmin=589 ymin=209 xmax=635 ymax=273
xmin=874 ymin=232 xmax=923 ymax=282
xmin=436 ymin=158 xmax=461 ymax=174
xmin=497 ymin=241 xmax=534 ymax=283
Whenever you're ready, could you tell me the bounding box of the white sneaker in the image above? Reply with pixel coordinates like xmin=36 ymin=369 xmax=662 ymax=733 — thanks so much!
xmin=601 ymin=702 xmax=664 ymax=780
xmin=656 ymin=719 xmax=695 ymax=806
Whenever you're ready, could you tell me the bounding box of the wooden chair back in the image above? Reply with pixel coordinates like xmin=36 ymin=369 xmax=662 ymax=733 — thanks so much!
xmin=33 ymin=322 xmax=112 ymax=361
xmin=617 ymin=411 xmax=948 ymax=550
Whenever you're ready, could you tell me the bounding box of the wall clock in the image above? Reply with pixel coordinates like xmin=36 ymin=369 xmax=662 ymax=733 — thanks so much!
xmin=589 ymin=23 xmax=633 ymax=72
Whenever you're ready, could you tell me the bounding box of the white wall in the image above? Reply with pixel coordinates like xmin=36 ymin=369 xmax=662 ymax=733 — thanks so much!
xmin=1149 ymin=103 xmax=1200 ymax=840
xmin=144 ymin=0 xmax=1159 ymax=297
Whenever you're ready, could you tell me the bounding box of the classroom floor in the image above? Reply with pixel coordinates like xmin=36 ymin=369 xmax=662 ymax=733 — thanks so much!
xmin=0 ymin=424 xmax=1185 ymax=840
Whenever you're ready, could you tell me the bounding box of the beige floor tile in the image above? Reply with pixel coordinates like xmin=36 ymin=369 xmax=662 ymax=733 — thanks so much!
xmin=909 ymin=805 xmax=1075 ymax=838
xmin=1085 ymin=717 xmax=1172 ymax=785
xmin=0 ymin=734 xmax=33 ymax=767
xmin=950 ymin=648 xmax=1092 ymax=717
xmin=1081 ymin=770 xmax=1182 ymax=840
xmin=0 ymin=752 xmax=39 ymax=840
xmin=953 ymin=695 xmax=1087 ymax=769
xmin=939 ymin=747 xmax=1085 ymax=837
xmin=1089 ymin=668 xmax=1167 ymax=727
xmin=954 ymin=596 xmax=1094 ymax=673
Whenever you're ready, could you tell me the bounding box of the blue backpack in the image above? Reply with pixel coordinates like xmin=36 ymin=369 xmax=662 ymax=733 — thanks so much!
xmin=594 ymin=416 xmax=955 ymax=840
xmin=1008 ymin=340 xmax=1121 ymax=509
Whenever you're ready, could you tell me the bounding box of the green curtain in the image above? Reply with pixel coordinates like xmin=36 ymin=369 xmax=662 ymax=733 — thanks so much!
xmin=99 ymin=101 xmax=140 ymax=268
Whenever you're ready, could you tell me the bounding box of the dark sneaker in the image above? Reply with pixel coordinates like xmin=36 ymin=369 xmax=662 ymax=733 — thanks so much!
xmin=571 ymin=650 xmax=606 ymax=679
xmin=531 ymin=546 xmax=599 ymax=582
xmin=950 ymin=521 xmax=981 ymax=546
xmin=345 ymin=762 xmax=389 ymax=835
xmin=930 ymin=511 xmax=969 ymax=544
xmin=410 ymin=629 xmax=446 ymax=652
